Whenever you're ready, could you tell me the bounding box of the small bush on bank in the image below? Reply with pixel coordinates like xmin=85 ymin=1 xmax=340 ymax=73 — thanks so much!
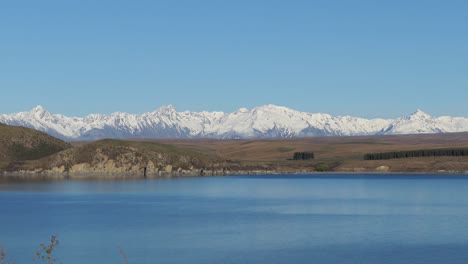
xmin=315 ymin=164 xmax=329 ymax=172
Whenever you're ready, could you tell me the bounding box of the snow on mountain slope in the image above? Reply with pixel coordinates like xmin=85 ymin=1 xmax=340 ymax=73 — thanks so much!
xmin=0 ymin=106 xmax=84 ymax=138
xmin=0 ymin=105 xmax=467 ymax=140
xmin=379 ymin=110 xmax=468 ymax=135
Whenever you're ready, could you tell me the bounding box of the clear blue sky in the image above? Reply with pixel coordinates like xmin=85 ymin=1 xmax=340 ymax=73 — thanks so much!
xmin=1 ymin=0 xmax=467 ymax=118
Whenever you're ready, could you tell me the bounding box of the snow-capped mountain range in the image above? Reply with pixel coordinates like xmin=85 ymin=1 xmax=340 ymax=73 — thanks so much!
xmin=1 ymin=105 xmax=468 ymax=141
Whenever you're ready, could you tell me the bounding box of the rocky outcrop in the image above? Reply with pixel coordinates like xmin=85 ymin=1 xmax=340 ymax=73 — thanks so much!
xmin=376 ymin=165 xmax=390 ymax=172
xmin=6 ymin=139 xmax=237 ymax=177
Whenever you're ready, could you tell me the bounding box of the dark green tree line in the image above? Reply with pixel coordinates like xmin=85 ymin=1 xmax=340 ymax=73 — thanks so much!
xmin=364 ymin=148 xmax=468 ymax=160
xmin=293 ymin=152 xmax=315 ymax=160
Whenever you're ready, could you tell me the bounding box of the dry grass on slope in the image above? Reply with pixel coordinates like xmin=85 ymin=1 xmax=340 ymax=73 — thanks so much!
xmin=0 ymin=123 xmax=72 ymax=171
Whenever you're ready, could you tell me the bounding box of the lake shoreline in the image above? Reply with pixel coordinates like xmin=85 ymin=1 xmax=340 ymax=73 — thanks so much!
xmin=1 ymin=169 xmax=468 ymax=182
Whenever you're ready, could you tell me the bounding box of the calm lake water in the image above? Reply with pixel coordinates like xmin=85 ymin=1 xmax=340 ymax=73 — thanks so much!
xmin=1 ymin=174 xmax=468 ymax=264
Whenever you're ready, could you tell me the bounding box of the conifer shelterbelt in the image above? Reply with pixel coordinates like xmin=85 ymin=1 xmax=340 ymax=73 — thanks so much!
xmin=293 ymin=152 xmax=315 ymax=160
xmin=363 ymin=148 xmax=468 ymax=160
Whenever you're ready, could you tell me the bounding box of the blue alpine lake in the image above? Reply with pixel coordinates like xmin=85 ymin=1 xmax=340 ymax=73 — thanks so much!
xmin=1 ymin=174 xmax=468 ymax=264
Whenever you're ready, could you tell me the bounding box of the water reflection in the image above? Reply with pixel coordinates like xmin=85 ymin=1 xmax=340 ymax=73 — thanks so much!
xmin=1 ymin=174 xmax=468 ymax=264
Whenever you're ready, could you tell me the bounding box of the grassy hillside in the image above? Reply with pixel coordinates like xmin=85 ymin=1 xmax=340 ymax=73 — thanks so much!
xmin=3 ymin=124 xmax=468 ymax=175
xmin=0 ymin=123 xmax=72 ymax=171
xmin=125 ymin=133 xmax=468 ymax=162
xmin=16 ymin=139 xmax=227 ymax=175
xmin=72 ymin=139 xmax=222 ymax=168
xmin=130 ymin=133 xmax=468 ymax=173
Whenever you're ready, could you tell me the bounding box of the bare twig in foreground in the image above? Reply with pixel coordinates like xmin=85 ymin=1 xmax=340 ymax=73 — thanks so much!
xmin=118 ymin=246 xmax=129 ymax=264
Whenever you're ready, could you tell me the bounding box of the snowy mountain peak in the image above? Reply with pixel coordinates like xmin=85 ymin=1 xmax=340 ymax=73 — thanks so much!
xmin=407 ymin=109 xmax=432 ymax=120
xmin=1 ymin=106 xmax=468 ymax=140
xmin=154 ymin=105 xmax=176 ymax=113
xmin=31 ymin=105 xmax=47 ymax=113
xmin=255 ymin=104 xmax=290 ymax=112
xmin=379 ymin=109 xmax=450 ymax=135
xmin=237 ymin=108 xmax=249 ymax=113
xmin=29 ymin=105 xmax=51 ymax=118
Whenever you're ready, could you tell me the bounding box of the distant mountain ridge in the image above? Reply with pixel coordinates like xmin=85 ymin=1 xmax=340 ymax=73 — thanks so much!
xmin=1 ymin=105 xmax=468 ymax=140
